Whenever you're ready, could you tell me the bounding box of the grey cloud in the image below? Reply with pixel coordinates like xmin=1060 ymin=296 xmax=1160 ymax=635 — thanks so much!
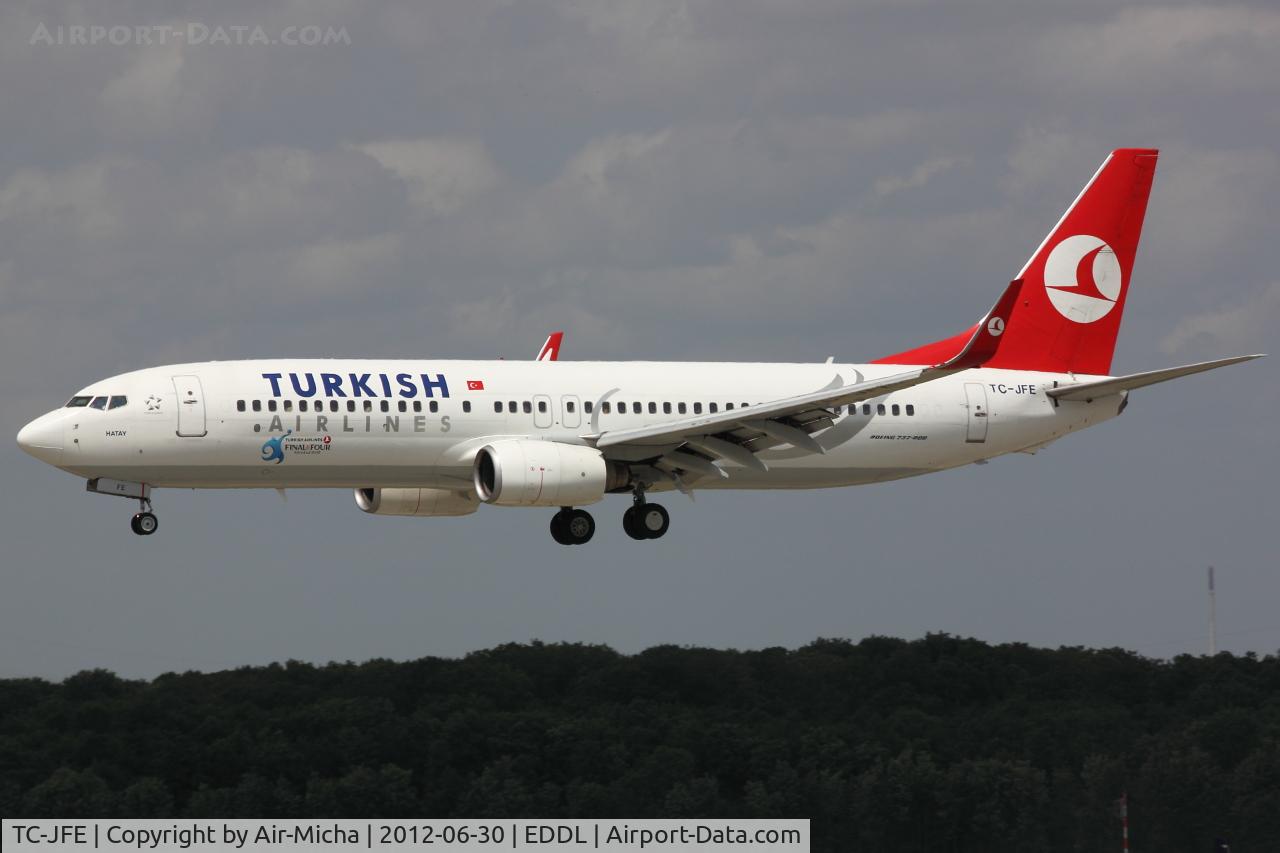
xmin=1160 ymin=282 xmax=1280 ymax=356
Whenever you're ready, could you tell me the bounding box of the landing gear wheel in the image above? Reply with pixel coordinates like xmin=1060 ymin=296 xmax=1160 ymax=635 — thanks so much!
xmin=551 ymin=509 xmax=595 ymax=545
xmin=550 ymin=511 xmax=570 ymax=545
xmin=131 ymin=512 xmax=158 ymax=536
xmin=623 ymin=506 xmax=647 ymax=540
xmin=564 ymin=509 xmax=595 ymax=544
xmin=636 ymin=503 xmax=669 ymax=539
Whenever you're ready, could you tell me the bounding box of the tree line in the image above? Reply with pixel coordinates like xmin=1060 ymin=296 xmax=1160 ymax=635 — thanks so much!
xmin=2 ymin=635 xmax=1278 ymax=852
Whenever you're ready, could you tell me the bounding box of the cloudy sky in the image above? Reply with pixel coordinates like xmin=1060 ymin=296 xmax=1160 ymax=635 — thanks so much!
xmin=2 ymin=1 xmax=1277 ymax=679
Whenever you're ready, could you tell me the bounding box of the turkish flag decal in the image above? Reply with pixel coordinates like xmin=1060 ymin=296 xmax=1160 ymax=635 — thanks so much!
xmin=466 ymin=380 xmax=485 ymax=391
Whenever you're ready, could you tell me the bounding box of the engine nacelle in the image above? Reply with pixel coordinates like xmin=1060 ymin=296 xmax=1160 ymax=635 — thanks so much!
xmin=473 ymin=439 xmax=626 ymax=507
xmin=354 ymin=487 xmax=479 ymax=517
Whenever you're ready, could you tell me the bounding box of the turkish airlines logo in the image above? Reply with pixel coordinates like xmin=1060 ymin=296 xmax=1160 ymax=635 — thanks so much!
xmin=1043 ymin=234 xmax=1122 ymax=323
xmin=986 ymin=316 xmax=1005 ymax=336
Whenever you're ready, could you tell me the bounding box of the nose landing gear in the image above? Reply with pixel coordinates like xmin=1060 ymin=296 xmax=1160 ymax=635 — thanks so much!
xmin=130 ymin=510 xmax=158 ymax=536
xmin=85 ymin=478 xmax=159 ymax=536
xmin=130 ymin=495 xmax=158 ymax=536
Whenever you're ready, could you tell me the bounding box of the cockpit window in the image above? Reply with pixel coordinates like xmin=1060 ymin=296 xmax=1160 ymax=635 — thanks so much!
xmin=66 ymin=396 xmax=92 ymax=408
xmin=89 ymin=396 xmax=108 ymax=410
xmin=108 ymin=396 xmax=128 ymax=410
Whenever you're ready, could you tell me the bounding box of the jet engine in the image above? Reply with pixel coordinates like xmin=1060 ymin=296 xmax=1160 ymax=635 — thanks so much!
xmin=354 ymin=487 xmax=479 ymax=517
xmin=473 ymin=439 xmax=628 ymax=507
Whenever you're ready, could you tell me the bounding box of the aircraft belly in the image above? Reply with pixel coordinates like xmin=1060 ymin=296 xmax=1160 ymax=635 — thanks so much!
xmin=61 ymin=463 xmax=473 ymax=490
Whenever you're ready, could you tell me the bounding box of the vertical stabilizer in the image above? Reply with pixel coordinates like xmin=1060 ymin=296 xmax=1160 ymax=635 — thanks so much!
xmin=877 ymin=149 xmax=1158 ymax=374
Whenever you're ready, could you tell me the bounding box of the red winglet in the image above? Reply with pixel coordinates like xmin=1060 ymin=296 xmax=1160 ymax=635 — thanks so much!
xmin=938 ymin=279 xmax=1022 ymax=370
xmin=537 ymin=332 xmax=564 ymax=362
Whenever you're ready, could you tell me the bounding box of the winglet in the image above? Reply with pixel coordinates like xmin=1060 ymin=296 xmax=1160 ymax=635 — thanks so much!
xmin=536 ymin=331 xmax=564 ymax=361
xmin=937 ymin=279 xmax=1023 ymax=370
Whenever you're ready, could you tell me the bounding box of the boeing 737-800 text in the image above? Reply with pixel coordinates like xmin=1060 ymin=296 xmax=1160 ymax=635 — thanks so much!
xmin=16 ymin=149 xmax=1263 ymax=543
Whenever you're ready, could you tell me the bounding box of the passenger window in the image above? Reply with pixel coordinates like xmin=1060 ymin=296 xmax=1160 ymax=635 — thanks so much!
xmin=566 ymin=401 xmax=576 ymax=413
xmin=709 ymin=403 xmax=719 ymax=413
xmin=252 ymin=400 xmax=262 ymax=412
xmin=508 ymin=401 xmax=518 ymax=413
xmin=863 ymin=404 xmax=871 ymax=415
xmin=236 ymin=400 xmax=246 ymax=412
xmin=330 ymin=400 xmax=339 ymax=412
xmin=413 ymin=401 xmax=422 ymax=413
xmin=906 ymin=405 xmax=915 ymax=416
xmin=364 ymin=400 xmax=373 ymax=412
xmin=462 ymin=401 xmax=471 ymax=413
xmin=108 ymin=396 xmax=127 ymax=410
xmin=648 ymin=402 xmax=657 ymax=414
xmin=663 ymin=402 xmax=672 ymax=414
xmin=584 ymin=401 xmax=593 ymax=414
xmin=538 ymin=400 xmax=548 ymax=413
xmin=616 ymin=402 xmax=625 ymax=413
xmin=848 ymin=404 xmax=857 ymax=416
xmin=632 ymin=402 xmax=641 ymax=414
xmin=523 ymin=401 xmax=532 ymax=414
xmin=346 ymin=400 xmax=355 ymax=412
xmin=494 ymin=401 xmax=503 ymax=413
xmin=693 ymin=402 xmax=703 ymax=414
xmin=602 ymin=402 xmax=612 ymax=414
xmin=284 ymin=400 xmax=294 ymax=412
xmin=398 ymin=400 xmax=407 ymax=412
xmin=430 ymin=401 xmax=439 ymax=413
xmin=877 ymin=404 xmax=886 ymax=415
xmin=892 ymin=404 xmax=900 ymax=416
xmin=268 ymin=400 xmax=278 ymax=412
xmin=726 ymin=402 xmax=734 ymax=410
xmin=678 ymin=402 xmax=687 ymax=414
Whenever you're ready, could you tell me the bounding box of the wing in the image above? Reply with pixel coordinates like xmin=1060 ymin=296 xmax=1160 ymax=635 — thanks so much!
xmin=1046 ymin=354 xmax=1265 ymax=401
xmin=592 ymin=280 xmax=1023 ymax=478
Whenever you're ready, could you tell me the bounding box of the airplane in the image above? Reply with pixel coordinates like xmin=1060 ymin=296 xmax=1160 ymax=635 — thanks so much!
xmin=16 ymin=149 xmax=1264 ymax=544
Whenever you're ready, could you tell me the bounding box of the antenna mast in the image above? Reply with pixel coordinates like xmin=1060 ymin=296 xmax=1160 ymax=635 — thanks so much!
xmin=1208 ymin=566 xmax=1217 ymax=656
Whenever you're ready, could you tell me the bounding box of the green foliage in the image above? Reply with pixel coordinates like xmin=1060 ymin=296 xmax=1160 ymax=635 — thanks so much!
xmin=2 ymin=636 xmax=1278 ymax=852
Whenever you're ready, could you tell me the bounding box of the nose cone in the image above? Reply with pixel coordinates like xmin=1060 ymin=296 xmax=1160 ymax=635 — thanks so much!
xmin=17 ymin=413 xmax=63 ymax=465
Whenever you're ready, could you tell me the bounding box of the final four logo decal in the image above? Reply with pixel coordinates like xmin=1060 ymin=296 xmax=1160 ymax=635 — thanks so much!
xmin=260 ymin=430 xmax=332 ymax=464
xmin=1043 ymin=234 xmax=1122 ymax=324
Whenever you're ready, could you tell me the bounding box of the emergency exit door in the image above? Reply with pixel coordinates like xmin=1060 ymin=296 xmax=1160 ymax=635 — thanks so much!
xmin=964 ymin=382 xmax=988 ymax=443
xmin=172 ymin=375 xmax=207 ymax=437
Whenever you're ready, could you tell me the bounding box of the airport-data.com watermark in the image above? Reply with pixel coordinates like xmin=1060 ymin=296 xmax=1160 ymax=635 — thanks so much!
xmin=30 ymin=22 xmax=351 ymax=47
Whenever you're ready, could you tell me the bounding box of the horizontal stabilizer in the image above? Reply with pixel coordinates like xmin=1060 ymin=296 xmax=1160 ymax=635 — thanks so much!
xmin=1047 ymin=354 xmax=1265 ymax=401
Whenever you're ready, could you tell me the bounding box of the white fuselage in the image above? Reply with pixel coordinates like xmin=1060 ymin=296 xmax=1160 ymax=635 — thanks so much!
xmin=18 ymin=359 xmax=1124 ymax=494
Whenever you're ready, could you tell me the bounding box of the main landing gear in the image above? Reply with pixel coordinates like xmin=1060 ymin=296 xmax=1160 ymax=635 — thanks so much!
xmin=551 ymin=507 xmax=596 ymax=545
xmin=623 ymin=483 xmax=670 ymax=541
xmin=549 ymin=486 xmax=671 ymax=545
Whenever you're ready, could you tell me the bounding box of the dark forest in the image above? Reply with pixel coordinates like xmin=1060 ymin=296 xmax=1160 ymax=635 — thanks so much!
xmin=3 ymin=635 xmax=1278 ymax=852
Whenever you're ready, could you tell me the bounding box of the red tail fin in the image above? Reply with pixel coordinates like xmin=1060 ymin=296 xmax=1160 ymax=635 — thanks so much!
xmin=877 ymin=149 xmax=1158 ymax=374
